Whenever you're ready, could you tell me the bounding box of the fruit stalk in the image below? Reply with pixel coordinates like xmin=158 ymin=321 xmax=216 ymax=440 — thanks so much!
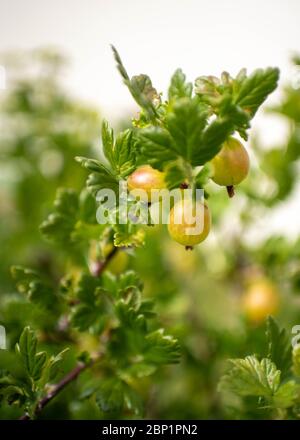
xmin=226 ymin=185 xmax=235 ymax=198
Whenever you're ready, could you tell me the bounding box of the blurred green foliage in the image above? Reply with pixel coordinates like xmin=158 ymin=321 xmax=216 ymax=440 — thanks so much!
xmin=0 ymin=48 xmax=100 ymax=289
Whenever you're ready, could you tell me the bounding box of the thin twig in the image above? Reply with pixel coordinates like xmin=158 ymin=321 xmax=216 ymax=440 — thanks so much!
xmin=90 ymin=246 xmax=118 ymax=277
xmin=20 ymin=360 xmax=92 ymax=420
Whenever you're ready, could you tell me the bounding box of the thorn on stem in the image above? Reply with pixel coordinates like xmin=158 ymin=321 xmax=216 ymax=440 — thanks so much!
xmin=226 ymin=185 xmax=235 ymax=198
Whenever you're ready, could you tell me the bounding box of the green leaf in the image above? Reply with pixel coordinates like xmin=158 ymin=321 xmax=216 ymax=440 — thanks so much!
xmin=123 ymin=383 xmax=144 ymax=416
xmin=0 ymin=384 xmax=26 ymax=406
xmin=15 ymin=327 xmax=48 ymax=381
xmin=191 ymin=117 xmax=233 ymax=166
xmin=11 ymin=265 xmax=39 ymax=293
xmin=100 ymin=271 xmax=118 ymax=295
xmin=139 ymin=100 xmax=233 ymax=167
xmin=0 ymin=351 xmax=26 ymax=378
xmin=11 ymin=266 xmax=55 ymax=308
xmin=195 ymin=163 xmax=213 ymax=188
xmin=115 ymin=299 xmax=147 ymax=332
xmin=102 ymin=120 xmax=114 ymax=166
xmin=266 ymin=316 xmax=292 ymax=380
xmin=102 ymin=122 xmax=136 ymax=178
xmin=113 ymin=129 xmax=136 ymax=177
xmin=79 ymin=189 xmax=98 ymax=223
xmin=96 ymin=379 xmax=124 ymax=414
xmin=111 ymin=46 xmax=158 ymax=121
xmin=218 ymin=98 xmax=250 ymax=140
xmin=110 ymin=45 xmax=130 ymax=82
xmin=123 ymin=362 xmax=156 ymax=379
xmin=194 ymin=74 xmax=221 ymax=100
xmin=113 ymin=271 xmax=154 ymax=330
xmin=70 ymin=304 xmax=100 ymax=331
xmin=195 ymin=67 xmax=279 ymax=140
xmin=112 ymin=221 xmax=145 ymax=248
xmin=272 ymin=381 xmax=299 ymax=409
xmin=130 ymin=74 xmax=160 ymax=109
xmin=234 ymin=67 xmax=280 ymax=117
xmin=71 ymin=221 xmax=105 ymax=242
xmin=138 ymin=126 xmax=177 ymax=168
xmin=144 ymin=329 xmax=181 ymax=365
xmin=76 ymin=157 xmax=119 ymax=196
xmin=165 ymin=98 xmax=207 ymax=161
xmin=54 ymin=187 xmax=79 ymax=217
xmin=76 ymin=273 xmax=102 ymax=305
xmin=164 ymin=161 xmax=186 ymax=189
xmin=168 ymin=68 xmax=192 ymax=101
xmin=40 ymin=213 xmax=74 ymax=245
xmin=16 ymin=327 xmax=37 ymax=376
xmin=40 ymin=188 xmax=79 ymax=244
xmin=48 ymin=348 xmax=69 ymax=381
xmin=66 ymin=272 xmax=113 ymax=331
xmin=41 ymin=188 xmax=103 ymax=247
xmin=31 ymin=351 xmax=47 ymax=381
xmin=219 ymin=356 xmax=280 ymax=398
xmin=118 ymin=271 xmax=143 ymax=295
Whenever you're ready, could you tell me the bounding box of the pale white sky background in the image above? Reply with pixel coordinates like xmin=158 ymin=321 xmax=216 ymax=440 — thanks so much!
xmin=0 ymin=0 xmax=300 ymax=239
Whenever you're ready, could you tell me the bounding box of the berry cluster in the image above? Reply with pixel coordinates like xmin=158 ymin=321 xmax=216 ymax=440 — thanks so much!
xmin=127 ymin=137 xmax=249 ymax=247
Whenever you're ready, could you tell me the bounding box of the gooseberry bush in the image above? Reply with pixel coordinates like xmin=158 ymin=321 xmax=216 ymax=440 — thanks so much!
xmin=3 ymin=47 xmax=300 ymax=420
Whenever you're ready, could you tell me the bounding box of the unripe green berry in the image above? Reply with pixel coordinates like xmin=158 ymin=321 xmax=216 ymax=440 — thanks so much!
xmin=168 ymin=199 xmax=211 ymax=246
xmin=211 ymin=137 xmax=249 ymax=186
xmin=242 ymin=278 xmax=279 ymax=324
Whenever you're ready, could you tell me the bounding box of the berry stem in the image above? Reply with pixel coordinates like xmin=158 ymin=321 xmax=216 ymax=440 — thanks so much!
xmin=226 ymin=185 xmax=235 ymax=198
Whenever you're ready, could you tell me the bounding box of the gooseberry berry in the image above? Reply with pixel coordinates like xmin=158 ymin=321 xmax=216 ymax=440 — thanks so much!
xmin=242 ymin=279 xmax=279 ymax=324
xmin=127 ymin=165 xmax=166 ymax=201
xmin=168 ymin=198 xmax=211 ymax=247
xmin=211 ymin=137 xmax=250 ymax=194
